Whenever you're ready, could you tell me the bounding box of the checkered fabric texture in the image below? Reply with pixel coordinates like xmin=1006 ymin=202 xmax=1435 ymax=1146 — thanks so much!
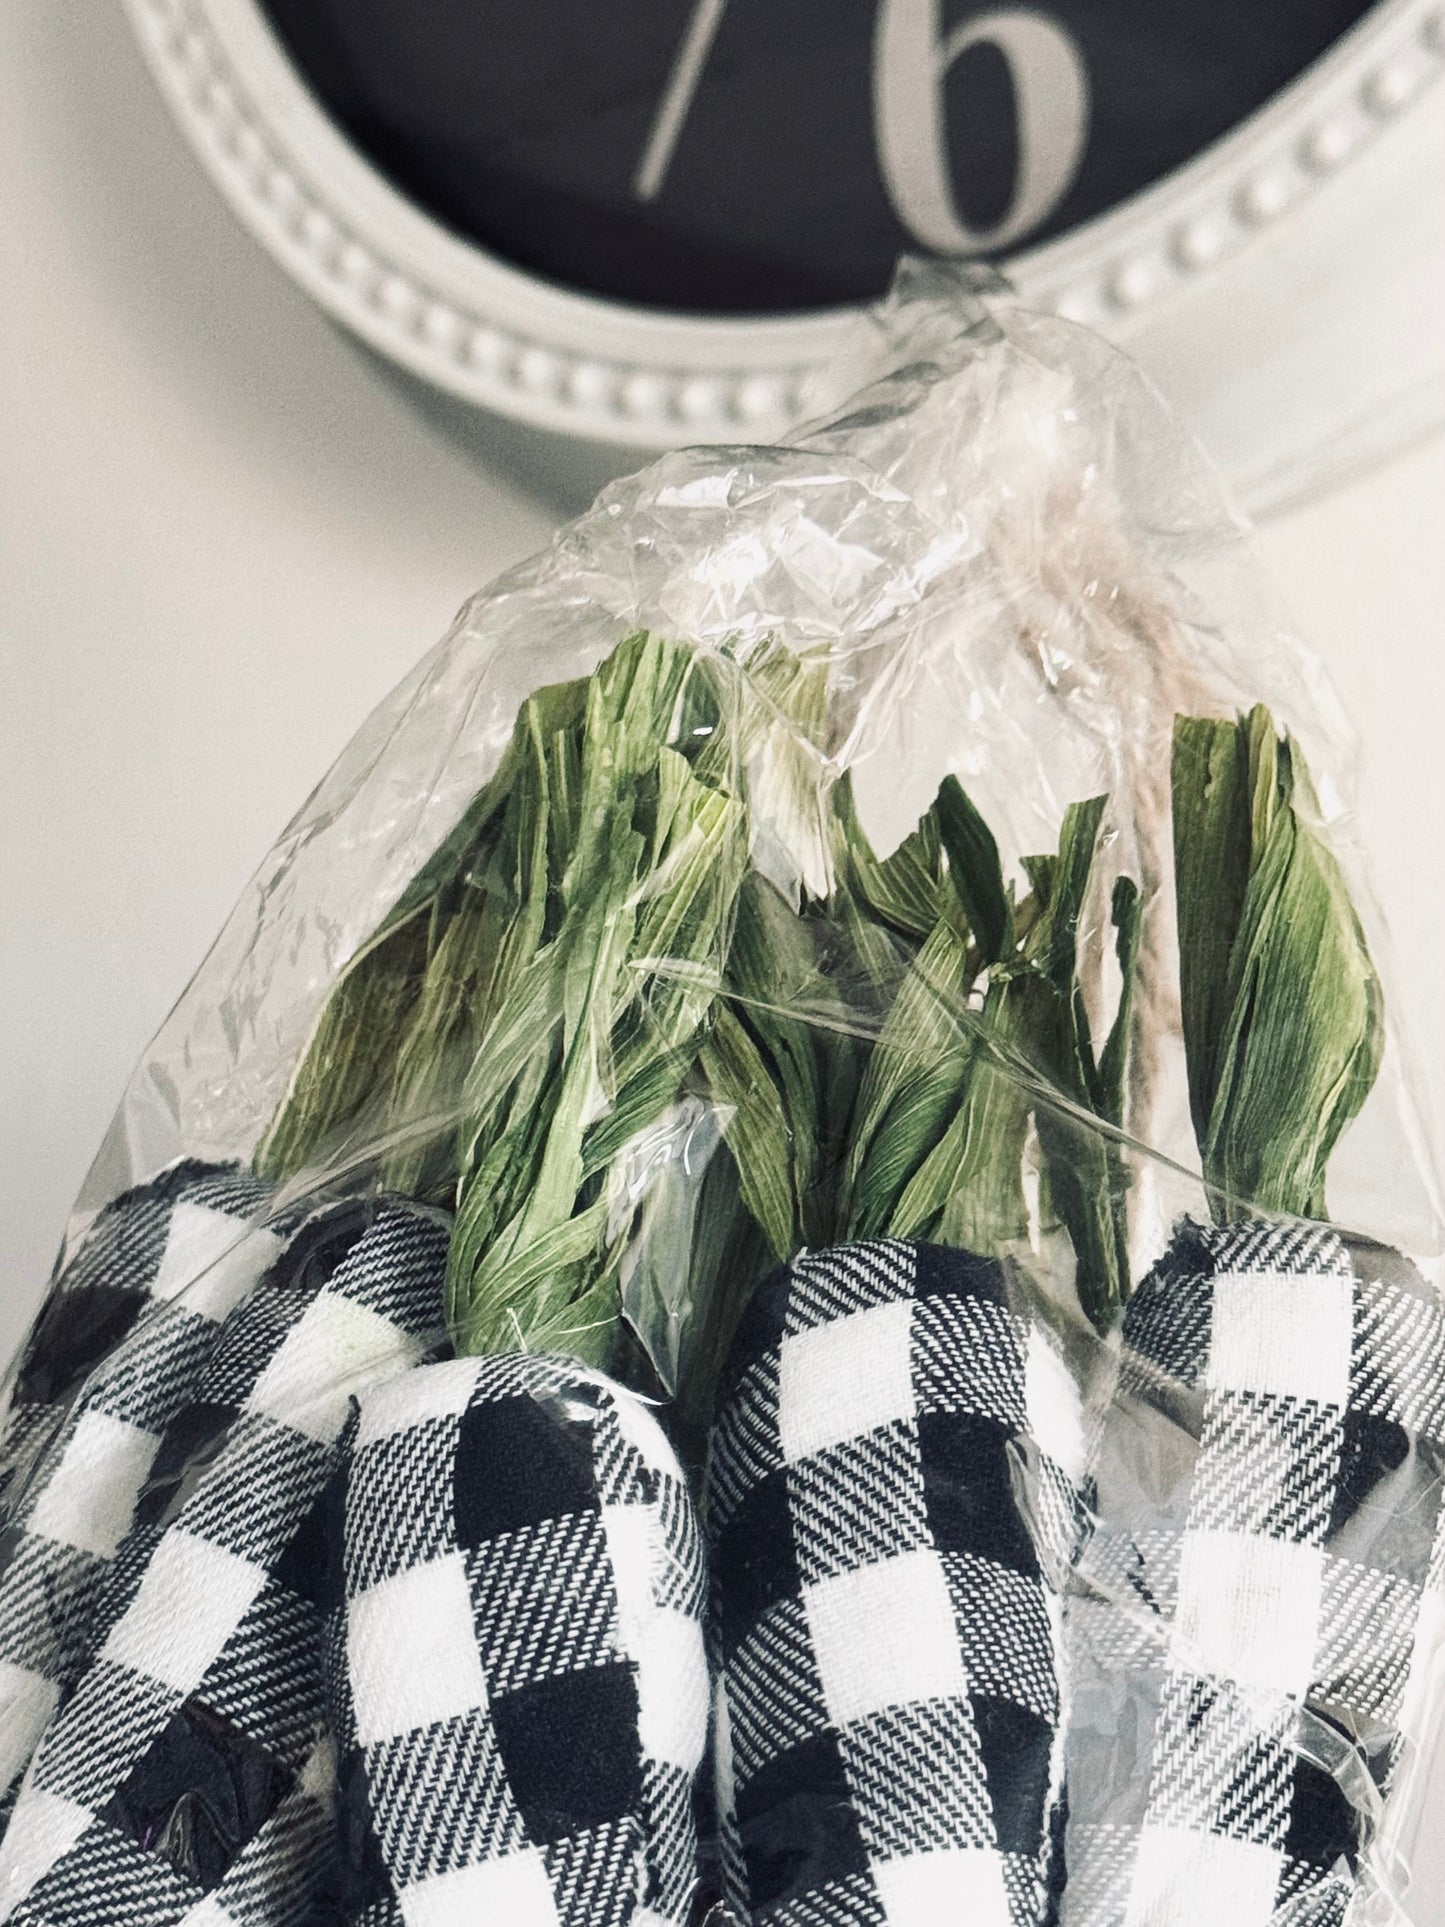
xmin=1060 ymin=1217 xmax=1445 ymax=1927
xmin=0 ymin=1163 xmax=279 ymax=1826
xmin=326 ymin=1350 xmax=709 ymax=1927
xmin=708 ymin=1239 xmax=1084 ymax=1927
xmin=0 ymin=1191 xmax=450 ymax=1927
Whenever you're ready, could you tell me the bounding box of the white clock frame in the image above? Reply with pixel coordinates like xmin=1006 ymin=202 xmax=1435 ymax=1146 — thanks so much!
xmin=124 ymin=0 xmax=1445 ymax=477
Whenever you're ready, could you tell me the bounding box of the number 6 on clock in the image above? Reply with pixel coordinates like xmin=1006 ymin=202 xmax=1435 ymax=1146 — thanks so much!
xmin=638 ymin=0 xmax=1090 ymax=256
xmin=875 ymin=2 xmax=1091 ymax=252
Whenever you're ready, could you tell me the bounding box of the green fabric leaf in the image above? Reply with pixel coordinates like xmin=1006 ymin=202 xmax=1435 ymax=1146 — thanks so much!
xmin=902 ymin=973 xmax=1034 ymax=1252
xmin=698 ymin=866 xmax=863 ymax=1258
xmin=699 ymin=1007 xmax=797 ymax=1262
xmin=1015 ymin=796 xmax=1133 ymax=1322
xmin=935 ymin=775 xmax=1012 ymax=964
xmin=1096 ymin=875 xmax=1143 ymax=1132
xmin=1173 ymin=709 xmax=1384 ymax=1221
xmin=1172 ymin=713 xmax=1253 ymax=1147
xmin=253 ymin=907 xmax=433 ymax=1182
xmin=840 ymin=919 xmax=974 ymax=1242
xmin=1026 ymin=796 xmax=1106 ymax=988
xmin=667 ymin=1145 xmax=774 ymax=1457
xmin=444 ymin=641 xmax=754 ymax=1365
xmin=830 ymin=771 xmax=945 ymax=943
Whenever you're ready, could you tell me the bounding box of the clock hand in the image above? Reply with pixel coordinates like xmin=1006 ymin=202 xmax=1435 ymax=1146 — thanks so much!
xmin=635 ymin=0 xmax=731 ymax=203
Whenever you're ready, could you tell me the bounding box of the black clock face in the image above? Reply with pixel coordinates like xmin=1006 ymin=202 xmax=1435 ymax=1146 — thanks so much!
xmin=260 ymin=0 xmax=1375 ymax=316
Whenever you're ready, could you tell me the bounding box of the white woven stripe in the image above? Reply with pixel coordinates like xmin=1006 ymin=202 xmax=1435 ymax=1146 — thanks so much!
xmin=150 ymin=1205 xmax=281 ymax=1323
xmin=707 ymin=1353 xmax=783 ymax=1530
xmin=1349 ymin=1271 xmax=1445 ymax=1440
xmin=0 ymin=1790 xmax=91 ymax=1920
xmin=785 ymin=1241 xmax=916 ymax=1330
xmin=779 ymin=1299 xmax=915 ymax=1463
xmin=724 ymin=1599 xmax=828 ymax=1786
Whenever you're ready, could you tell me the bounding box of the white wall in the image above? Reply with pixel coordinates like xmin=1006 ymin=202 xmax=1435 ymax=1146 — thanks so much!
xmin=0 ymin=0 xmax=556 ymax=1319
xmin=3 ymin=1 xmax=1444 ymax=1914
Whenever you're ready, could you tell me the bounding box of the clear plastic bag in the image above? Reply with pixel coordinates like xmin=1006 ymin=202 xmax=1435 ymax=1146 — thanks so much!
xmin=2 ymin=263 xmax=1440 ymax=1926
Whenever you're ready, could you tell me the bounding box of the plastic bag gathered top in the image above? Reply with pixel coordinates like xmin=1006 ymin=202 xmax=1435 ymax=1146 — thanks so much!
xmin=2 ymin=264 xmax=1440 ymax=1927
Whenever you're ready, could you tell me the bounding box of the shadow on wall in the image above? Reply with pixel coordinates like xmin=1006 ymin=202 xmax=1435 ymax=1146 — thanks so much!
xmin=26 ymin=0 xmax=647 ymax=522
xmin=371 ymin=358 xmax=655 ymax=520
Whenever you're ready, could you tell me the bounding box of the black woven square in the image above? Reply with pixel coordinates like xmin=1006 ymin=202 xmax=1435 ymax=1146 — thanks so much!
xmin=714 ymin=1466 xmax=798 ymax=1659
xmin=488 ymin=1661 xmax=643 ymax=1844
xmin=919 ymin=1409 xmax=1039 ymax=1577
xmin=972 ymin=1694 xmax=1054 ymax=1858
xmin=455 ymin=1394 xmax=599 ymax=1546
xmin=734 ymin=1729 xmax=869 ymax=1912
xmin=102 ymin=1698 xmax=292 ymax=1890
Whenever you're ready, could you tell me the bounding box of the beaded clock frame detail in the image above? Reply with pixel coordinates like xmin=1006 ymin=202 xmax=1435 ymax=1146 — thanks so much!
xmin=124 ymin=0 xmax=1445 ymax=445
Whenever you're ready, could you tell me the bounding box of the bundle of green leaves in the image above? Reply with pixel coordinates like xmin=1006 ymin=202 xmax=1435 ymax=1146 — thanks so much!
xmin=258 ymin=631 xmax=1381 ymax=1418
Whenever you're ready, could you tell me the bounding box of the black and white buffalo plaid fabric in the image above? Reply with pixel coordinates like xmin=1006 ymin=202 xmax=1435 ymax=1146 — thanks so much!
xmin=0 ymin=1192 xmax=450 ymax=1927
xmin=708 ymin=1239 xmax=1084 ymax=1927
xmin=326 ymin=1349 xmax=708 ymax=1927
xmin=1061 ymin=1217 xmax=1445 ymax=1927
xmin=0 ymin=1163 xmax=279 ymax=1825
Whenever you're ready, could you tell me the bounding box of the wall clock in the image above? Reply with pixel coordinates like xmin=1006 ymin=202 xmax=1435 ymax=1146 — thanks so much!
xmin=126 ymin=0 xmax=1445 ymax=509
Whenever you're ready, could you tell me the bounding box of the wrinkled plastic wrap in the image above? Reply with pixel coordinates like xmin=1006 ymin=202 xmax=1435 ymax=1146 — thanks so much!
xmin=2 ymin=264 xmax=1441 ymax=1926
